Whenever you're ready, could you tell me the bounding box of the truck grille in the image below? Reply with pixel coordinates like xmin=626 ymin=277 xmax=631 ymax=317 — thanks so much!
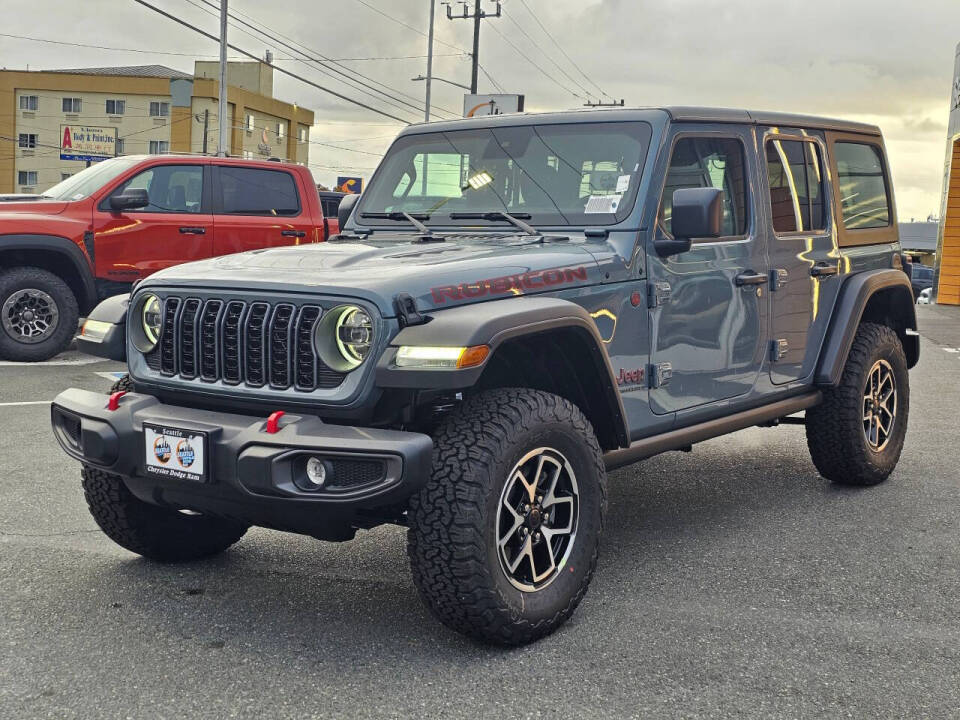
xmin=146 ymin=296 xmax=346 ymax=391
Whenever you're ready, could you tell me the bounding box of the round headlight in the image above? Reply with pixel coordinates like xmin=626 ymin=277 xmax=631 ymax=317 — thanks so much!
xmin=142 ymin=295 xmax=161 ymax=346
xmin=130 ymin=293 xmax=162 ymax=353
xmin=315 ymin=305 xmax=374 ymax=372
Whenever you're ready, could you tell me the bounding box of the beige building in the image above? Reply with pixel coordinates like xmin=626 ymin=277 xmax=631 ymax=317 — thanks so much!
xmin=0 ymin=61 xmax=313 ymax=194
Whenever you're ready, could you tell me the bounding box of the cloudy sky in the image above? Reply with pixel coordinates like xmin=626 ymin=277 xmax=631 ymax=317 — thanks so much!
xmin=4 ymin=0 xmax=959 ymax=219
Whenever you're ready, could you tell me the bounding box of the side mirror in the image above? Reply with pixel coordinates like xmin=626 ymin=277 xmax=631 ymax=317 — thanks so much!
xmin=338 ymin=193 xmax=360 ymax=230
xmin=109 ymin=188 xmax=149 ymax=212
xmin=655 ymin=187 xmax=724 ymax=256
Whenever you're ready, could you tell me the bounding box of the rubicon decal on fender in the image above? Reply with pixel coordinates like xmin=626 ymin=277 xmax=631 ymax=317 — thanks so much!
xmin=431 ymin=266 xmax=589 ymax=304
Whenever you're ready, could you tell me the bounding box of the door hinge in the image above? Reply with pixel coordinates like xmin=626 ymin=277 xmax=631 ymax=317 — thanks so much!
xmin=648 ymin=362 xmax=672 ymax=388
xmin=771 ymin=268 xmax=788 ymax=291
xmin=647 ymin=281 xmax=671 ymax=308
xmin=770 ymin=339 xmax=789 ymax=362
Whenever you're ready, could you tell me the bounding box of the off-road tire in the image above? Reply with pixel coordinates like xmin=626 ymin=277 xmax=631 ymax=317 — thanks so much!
xmin=109 ymin=374 xmax=134 ymax=394
xmin=408 ymin=388 xmax=607 ymax=645
xmin=81 ymin=465 xmax=248 ymax=562
xmin=0 ymin=266 xmax=78 ymax=362
xmin=806 ymin=322 xmax=909 ymax=486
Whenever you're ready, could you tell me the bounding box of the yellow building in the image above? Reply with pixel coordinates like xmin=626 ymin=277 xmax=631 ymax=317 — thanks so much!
xmin=936 ymin=42 xmax=960 ymax=304
xmin=0 ymin=61 xmax=313 ymax=194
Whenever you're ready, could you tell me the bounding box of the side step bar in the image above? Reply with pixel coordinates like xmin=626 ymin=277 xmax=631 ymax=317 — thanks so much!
xmin=603 ymin=391 xmax=822 ymax=471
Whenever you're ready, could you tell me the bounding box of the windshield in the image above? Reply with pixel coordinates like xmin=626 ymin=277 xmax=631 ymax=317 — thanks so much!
xmin=357 ymin=121 xmax=652 ymax=228
xmin=42 ymin=156 xmax=143 ymax=201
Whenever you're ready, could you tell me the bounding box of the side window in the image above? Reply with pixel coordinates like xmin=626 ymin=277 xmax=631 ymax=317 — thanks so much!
xmin=765 ymin=139 xmax=826 ymax=233
xmin=218 ymin=167 xmax=301 ymax=216
xmin=834 ymin=142 xmax=890 ymax=229
xmin=660 ymin=137 xmax=748 ymax=237
xmin=111 ymin=165 xmax=204 ymax=213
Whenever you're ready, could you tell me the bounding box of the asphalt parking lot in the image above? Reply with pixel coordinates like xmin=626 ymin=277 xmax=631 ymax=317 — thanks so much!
xmin=2 ymin=306 xmax=960 ymax=719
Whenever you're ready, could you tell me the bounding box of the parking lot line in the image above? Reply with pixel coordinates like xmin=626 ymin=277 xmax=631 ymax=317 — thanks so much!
xmin=0 ymin=400 xmax=52 ymax=407
xmin=0 ymin=357 xmax=101 ymax=367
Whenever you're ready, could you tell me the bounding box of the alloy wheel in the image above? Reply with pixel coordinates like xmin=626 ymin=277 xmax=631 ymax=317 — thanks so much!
xmin=863 ymin=358 xmax=897 ymax=452
xmin=1 ymin=288 xmax=59 ymax=344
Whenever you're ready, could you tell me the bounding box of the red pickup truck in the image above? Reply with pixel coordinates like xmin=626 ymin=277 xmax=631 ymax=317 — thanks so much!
xmin=0 ymin=155 xmax=338 ymax=361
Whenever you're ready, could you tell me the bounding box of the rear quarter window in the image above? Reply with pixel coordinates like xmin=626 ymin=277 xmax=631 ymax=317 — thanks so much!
xmin=834 ymin=142 xmax=891 ymax=230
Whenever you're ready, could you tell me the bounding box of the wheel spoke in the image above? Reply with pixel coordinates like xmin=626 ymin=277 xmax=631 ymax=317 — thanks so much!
xmin=532 ymin=539 xmax=557 ymax=583
xmin=507 ymin=535 xmax=534 ymax=574
xmin=498 ymin=501 xmax=524 ymax=548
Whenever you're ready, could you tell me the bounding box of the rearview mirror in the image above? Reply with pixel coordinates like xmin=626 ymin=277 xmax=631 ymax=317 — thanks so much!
xmin=338 ymin=192 xmax=360 ymax=230
xmin=109 ymin=188 xmax=149 ymax=212
xmin=655 ymin=187 xmax=724 ymax=256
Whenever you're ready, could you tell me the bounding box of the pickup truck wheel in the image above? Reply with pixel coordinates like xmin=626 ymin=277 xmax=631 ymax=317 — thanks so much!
xmin=0 ymin=267 xmax=78 ymax=362
xmin=81 ymin=465 xmax=248 ymax=562
xmin=408 ymin=388 xmax=607 ymax=645
xmin=806 ymin=322 xmax=909 ymax=486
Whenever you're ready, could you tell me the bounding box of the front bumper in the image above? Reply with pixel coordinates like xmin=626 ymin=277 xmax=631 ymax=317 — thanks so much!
xmin=50 ymin=389 xmax=433 ymax=535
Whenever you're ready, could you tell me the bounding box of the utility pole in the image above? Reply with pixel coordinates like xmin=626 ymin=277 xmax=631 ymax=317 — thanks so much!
xmin=217 ymin=0 xmax=229 ymax=156
xmin=424 ymin=0 xmax=435 ymax=122
xmin=202 ymin=109 xmax=209 ymax=154
xmin=583 ymin=99 xmax=626 ymax=108
xmin=445 ymin=0 xmax=501 ymax=94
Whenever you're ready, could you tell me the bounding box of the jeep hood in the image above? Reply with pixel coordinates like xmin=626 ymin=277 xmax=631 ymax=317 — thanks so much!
xmin=142 ymin=234 xmax=603 ymax=316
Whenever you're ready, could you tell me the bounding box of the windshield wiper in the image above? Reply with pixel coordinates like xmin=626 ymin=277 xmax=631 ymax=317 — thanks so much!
xmin=359 ymin=211 xmax=444 ymax=242
xmin=449 ymin=211 xmax=538 ymax=236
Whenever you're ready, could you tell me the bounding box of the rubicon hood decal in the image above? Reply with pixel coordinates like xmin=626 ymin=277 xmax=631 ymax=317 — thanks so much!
xmin=431 ymin=266 xmax=588 ymax=303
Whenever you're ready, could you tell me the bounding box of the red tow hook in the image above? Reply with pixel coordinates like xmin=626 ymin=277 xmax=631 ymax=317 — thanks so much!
xmin=106 ymin=391 xmax=127 ymax=411
xmin=265 ymin=410 xmax=285 ymax=434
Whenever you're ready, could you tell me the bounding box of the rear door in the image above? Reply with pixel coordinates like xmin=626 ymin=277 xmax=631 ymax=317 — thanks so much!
xmin=211 ymin=165 xmax=318 ymax=256
xmin=93 ymin=162 xmax=213 ymax=284
xmin=760 ymin=130 xmax=839 ymax=384
xmin=646 ymin=125 xmax=769 ymax=415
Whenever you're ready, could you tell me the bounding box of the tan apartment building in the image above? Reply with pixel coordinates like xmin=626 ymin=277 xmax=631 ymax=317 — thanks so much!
xmin=0 ymin=61 xmax=313 ymax=194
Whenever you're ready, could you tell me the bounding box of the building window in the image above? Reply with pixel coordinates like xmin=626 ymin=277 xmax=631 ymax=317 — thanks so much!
xmin=18 ymin=171 xmax=38 ymax=186
xmin=149 ymin=140 xmax=170 ymax=154
xmin=246 ymin=114 xmax=255 ymax=132
xmin=18 ymin=134 xmax=37 ymax=149
xmin=242 ymin=150 xmax=255 ymax=160
xmin=19 ymin=95 xmax=38 ymax=111
xmin=62 ymin=97 xmax=82 ymax=113
xmin=115 ymin=139 xmax=125 ymax=155
xmin=105 ymin=99 xmax=126 ymax=115
xmin=61 ymin=173 xmax=73 ymax=181
xmin=277 ymin=122 xmax=285 ymax=140
xmin=298 ymin=126 xmax=307 ymax=142
xmin=149 ymin=101 xmax=170 ymax=117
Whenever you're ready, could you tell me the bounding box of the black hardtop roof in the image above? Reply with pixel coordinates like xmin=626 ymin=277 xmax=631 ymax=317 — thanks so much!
xmin=402 ymin=106 xmax=881 ymax=136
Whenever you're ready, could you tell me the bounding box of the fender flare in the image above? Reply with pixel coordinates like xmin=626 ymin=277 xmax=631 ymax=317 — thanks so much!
xmin=815 ymin=268 xmax=918 ymax=386
xmin=376 ymin=296 xmax=630 ymax=448
xmin=0 ymin=233 xmax=97 ymax=311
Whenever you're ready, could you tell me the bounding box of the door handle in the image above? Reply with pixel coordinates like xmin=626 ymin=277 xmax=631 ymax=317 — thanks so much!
xmin=810 ymin=262 xmax=839 ymax=277
xmin=735 ymin=270 xmax=767 ymax=286
xmin=281 ymin=230 xmax=306 ymax=238
xmin=179 ymin=227 xmax=206 ymax=235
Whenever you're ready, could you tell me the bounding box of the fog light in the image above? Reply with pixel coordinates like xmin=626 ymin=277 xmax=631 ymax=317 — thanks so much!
xmin=305 ymin=457 xmax=327 ymax=488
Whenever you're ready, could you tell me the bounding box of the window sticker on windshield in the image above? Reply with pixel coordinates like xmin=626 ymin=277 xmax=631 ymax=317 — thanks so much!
xmin=585 ymin=194 xmax=622 ymax=214
xmin=616 ymin=175 xmax=631 ymax=193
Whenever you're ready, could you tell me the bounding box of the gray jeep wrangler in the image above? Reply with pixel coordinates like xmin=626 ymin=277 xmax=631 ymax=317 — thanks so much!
xmin=52 ymin=107 xmax=918 ymax=645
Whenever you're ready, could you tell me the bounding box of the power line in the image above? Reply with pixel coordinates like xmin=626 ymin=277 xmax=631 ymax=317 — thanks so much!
xmin=500 ymin=9 xmax=595 ymax=101
xmin=131 ymin=0 xmax=412 ymax=124
xmin=0 ymin=31 xmax=460 ymax=62
xmin=188 ymin=0 xmax=455 ymax=120
xmin=485 ymin=21 xmax=584 ymax=101
xmin=516 ymin=0 xmax=612 ymax=101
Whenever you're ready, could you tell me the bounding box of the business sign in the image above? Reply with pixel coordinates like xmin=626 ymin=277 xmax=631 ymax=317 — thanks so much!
xmin=60 ymin=125 xmax=117 ymax=162
xmin=463 ymin=94 xmax=525 ymax=118
xmin=336 ymin=176 xmax=363 ymax=194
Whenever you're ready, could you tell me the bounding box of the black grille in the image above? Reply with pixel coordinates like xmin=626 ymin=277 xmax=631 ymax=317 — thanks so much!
xmin=150 ymin=296 xmax=346 ymax=392
xmin=327 ymin=459 xmax=386 ymax=489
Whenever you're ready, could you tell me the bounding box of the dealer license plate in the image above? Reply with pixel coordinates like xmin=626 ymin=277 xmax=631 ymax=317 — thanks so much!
xmin=143 ymin=423 xmax=207 ymax=483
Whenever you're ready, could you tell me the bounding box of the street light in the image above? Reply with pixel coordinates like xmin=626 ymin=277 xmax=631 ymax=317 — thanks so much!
xmin=412 ymin=74 xmax=471 ymax=92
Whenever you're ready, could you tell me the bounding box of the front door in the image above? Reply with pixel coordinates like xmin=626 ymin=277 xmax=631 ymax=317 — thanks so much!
xmin=646 ymin=126 xmax=768 ymax=415
xmin=93 ymin=163 xmax=213 ymax=286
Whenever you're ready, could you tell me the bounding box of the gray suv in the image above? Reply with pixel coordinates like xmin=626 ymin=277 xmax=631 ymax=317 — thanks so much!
xmin=52 ymin=107 xmax=918 ymax=645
